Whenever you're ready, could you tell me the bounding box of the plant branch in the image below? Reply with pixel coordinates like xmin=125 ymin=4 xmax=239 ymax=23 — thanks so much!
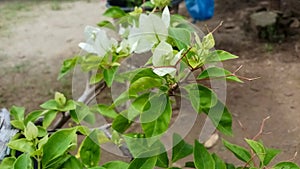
xmin=252 ymin=116 xmax=270 ymax=140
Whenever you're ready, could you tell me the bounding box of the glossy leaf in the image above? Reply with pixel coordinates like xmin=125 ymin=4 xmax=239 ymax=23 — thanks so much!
xmin=97 ymin=104 xmax=118 ymax=119
xmin=24 ymin=122 xmax=38 ymax=141
xmin=128 ymin=156 xmax=157 ymax=169
xmin=194 ymin=140 xmax=215 ymax=169
xmin=103 ymin=66 xmax=118 ymax=87
xmin=156 ymin=151 xmax=169 ymax=168
xmin=273 ymin=162 xmax=300 ymax=169
xmin=7 ymin=138 xmax=34 ymax=154
xmin=169 ymin=27 xmax=191 ymax=50
xmin=0 ymin=157 xmax=16 ymax=169
xmin=207 ymin=50 xmax=239 ymax=62
xmin=13 ymin=153 xmax=32 ymax=169
xmin=212 ymin=153 xmax=226 ymax=169
xmin=42 ymin=110 xmax=58 ymax=129
xmin=103 ymin=6 xmax=126 ymax=19
xmin=10 ymin=106 xmax=25 ymax=121
xmin=24 ymin=110 xmax=43 ymax=125
xmin=97 ymin=20 xmax=115 ymax=30
xmin=198 ymin=67 xmax=243 ymax=83
xmin=141 ymin=93 xmax=172 ymax=137
xmin=245 ymin=139 xmax=266 ymax=164
xmin=102 ymin=161 xmax=129 ymax=169
xmin=203 ymin=100 xmax=232 ymax=136
xmin=172 ymin=133 xmax=193 ymax=162
xmin=112 ymin=112 xmax=133 ymax=133
xmin=42 ymin=128 xmax=77 ymax=167
xmin=223 ymin=140 xmax=252 ymax=164
xmin=129 ymin=77 xmax=163 ymax=95
xmin=79 ymin=134 xmax=101 ymax=168
xmin=61 ymin=156 xmax=83 ymax=169
xmin=58 ymin=56 xmax=78 ymax=79
xmin=184 ymin=84 xmax=218 ymax=112
xmin=263 ymin=148 xmax=280 ymax=166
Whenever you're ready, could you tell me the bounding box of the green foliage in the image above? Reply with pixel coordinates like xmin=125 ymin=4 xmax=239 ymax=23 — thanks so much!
xmin=2 ymin=4 xmax=299 ymax=169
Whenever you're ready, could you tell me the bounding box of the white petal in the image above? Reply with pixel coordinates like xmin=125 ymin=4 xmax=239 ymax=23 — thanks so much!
xmin=162 ymin=6 xmax=170 ymax=28
xmin=170 ymin=49 xmax=183 ymax=65
xmin=153 ymin=67 xmax=177 ymax=77
xmin=78 ymin=42 xmax=97 ymax=54
xmin=152 ymin=41 xmax=173 ymax=66
xmin=84 ymin=25 xmax=100 ymax=40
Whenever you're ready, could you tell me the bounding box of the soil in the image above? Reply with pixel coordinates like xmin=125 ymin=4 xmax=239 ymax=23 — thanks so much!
xmin=1 ymin=0 xmax=300 ymax=166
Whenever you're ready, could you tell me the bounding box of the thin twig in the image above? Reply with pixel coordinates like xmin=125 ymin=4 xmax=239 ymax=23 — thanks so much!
xmin=287 ymin=152 xmax=298 ymax=162
xmin=252 ymin=116 xmax=270 ymax=140
xmin=211 ymin=21 xmax=224 ymax=34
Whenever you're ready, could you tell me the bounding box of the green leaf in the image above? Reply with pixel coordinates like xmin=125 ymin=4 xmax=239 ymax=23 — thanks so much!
xmin=40 ymin=99 xmax=58 ymax=110
xmin=223 ymin=140 xmax=252 ymax=164
xmin=141 ymin=93 xmax=172 ymax=137
xmin=103 ymin=66 xmax=118 ymax=87
xmin=102 ymin=161 xmax=129 ymax=169
xmin=226 ymin=163 xmax=236 ymax=169
xmin=207 ymin=50 xmax=239 ymax=62
xmin=172 ymin=133 xmax=193 ymax=162
xmin=42 ymin=128 xmax=77 ymax=167
xmin=79 ymin=134 xmax=101 ymax=168
xmin=58 ymin=56 xmax=78 ymax=79
xmin=0 ymin=157 xmax=16 ymax=169
xmin=24 ymin=122 xmax=38 ymax=141
xmin=24 ymin=110 xmax=43 ymax=125
xmin=212 ymin=153 xmax=226 ymax=169
xmin=128 ymin=156 xmax=157 ymax=169
xmin=90 ymin=72 xmax=103 ymax=84
xmin=112 ymin=111 xmax=133 ymax=133
xmin=42 ymin=110 xmax=58 ymax=129
xmin=7 ymin=138 xmax=34 ymax=153
xmin=13 ymin=153 xmax=32 ymax=169
xmin=97 ymin=104 xmax=118 ymax=119
xmin=70 ymin=102 xmax=92 ymax=123
xmin=61 ymin=156 xmax=83 ymax=169
xmin=185 ymin=161 xmax=195 ymax=168
xmin=103 ymin=6 xmax=126 ymax=19
xmin=55 ymin=92 xmax=67 ymax=106
xmin=263 ymin=148 xmax=280 ymax=166
xmin=169 ymin=27 xmax=191 ymax=50
xmin=203 ymin=101 xmax=233 ymax=136
xmin=184 ymin=84 xmax=218 ymax=112
xmin=10 ymin=106 xmax=25 ymax=120
xmin=198 ymin=67 xmax=243 ymax=83
xmin=202 ymin=33 xmax=215 ymax=49
xmin=10 ymin=120 xmax=25 ymax=130
xmin=129 ymin=77 xmax=163 ymax=95
xmin=44 ymin=154 xmax=71 ymax=169
xmin=194 ymin=140 xmax=215 ymax=169
xmin=273 ymin=162 xmax=300 ymax=169
xmin=130 ymin=68 xmax=162 ymax=83
xmin=59 ymin=100 xmax=76 ymax=111
xmin=97 ymin=20 xmax=115 ymax=30
xmin=245 ymin=139 xmax=266 ymax=164
xmin=156 ymin=151 xmax=169 ymax=168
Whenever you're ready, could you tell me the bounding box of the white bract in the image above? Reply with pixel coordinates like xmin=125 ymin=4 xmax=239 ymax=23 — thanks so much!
xmin=152 ymin=41 xmax=183 ymax=77
xmin=79 ymin=26 xmax=117 ymax=57
xmin=128 ymin=7 xmax=170 ymax=53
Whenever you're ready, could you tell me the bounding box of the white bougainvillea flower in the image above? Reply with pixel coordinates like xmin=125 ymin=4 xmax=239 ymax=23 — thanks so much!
xmin=128 ymin=7 xmax=170 ymax=53
xmin=152 ymin=41 xmax=183 ymax=77
xmin=79 ymin=25 xmax=117 ymax=57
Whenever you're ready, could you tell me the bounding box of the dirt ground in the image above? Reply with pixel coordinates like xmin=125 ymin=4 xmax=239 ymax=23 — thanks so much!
xmin=1 ymin=0 xmax=300 ymax=166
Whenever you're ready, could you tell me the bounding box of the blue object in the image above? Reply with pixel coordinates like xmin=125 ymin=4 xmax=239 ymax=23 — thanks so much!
xmin=185 ymin=0 xmax=214 ymax=21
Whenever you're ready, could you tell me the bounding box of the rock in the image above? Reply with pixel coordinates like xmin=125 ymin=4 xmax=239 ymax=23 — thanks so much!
xmin=250 ymin=11 xmax=278 ymax=27
xmin=204 ymin=132 xmax=219 ymax=149
xmin=290 ymin=18 xmax=300 ymax=28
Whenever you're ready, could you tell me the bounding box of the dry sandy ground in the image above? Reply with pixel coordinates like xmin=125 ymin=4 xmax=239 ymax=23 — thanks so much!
xmin=1 ymin=0 xmax=300 ymax=166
